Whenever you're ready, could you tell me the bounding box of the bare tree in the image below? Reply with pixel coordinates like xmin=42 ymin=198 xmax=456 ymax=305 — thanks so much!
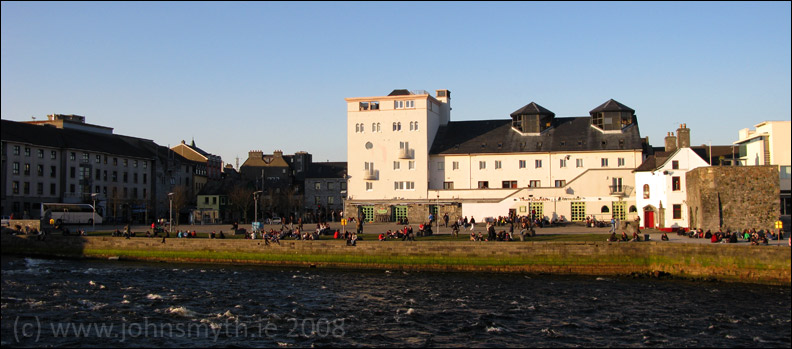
xmin=228 ymin=185 xmax=254 ymax=223
xmin=170 ymin=185 xmax=189 ymax=226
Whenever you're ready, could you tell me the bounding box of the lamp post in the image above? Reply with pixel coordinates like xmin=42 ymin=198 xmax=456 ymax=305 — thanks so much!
xmin=436 ymin=192 xmax=440 ymax=235
xmin=91 ymin=193 xmax=98 ymax=232
xmin=168 ymin=192 xmax=174 ymax=235
xmin=253 ymin=191 xmax=263 ymax=228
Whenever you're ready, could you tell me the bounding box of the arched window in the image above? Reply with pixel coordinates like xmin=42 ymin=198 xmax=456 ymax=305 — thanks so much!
xmin=414 ymin=121 xmax=418 ymax=131
xmin=397 ymin=122 xmax=402 ymax=131
xmin=601 ymin=205 xmax=610 ymax=213
xmin=393 ymin=122 xmax=397 ymax=131
xmin=372 ymin=123 xmax=376 ymax=132
xmin=376 ymin=123 xmax=380 ymax=132
xmin=629 ymin=205 xmax=637 ymax=213
xmin=409 ymin=121 xmax=414 ymax=131
xmin=643 ymin=184 xmax=650 ymax=199
xmin=355 ymin=124 xmax=360 ymax=133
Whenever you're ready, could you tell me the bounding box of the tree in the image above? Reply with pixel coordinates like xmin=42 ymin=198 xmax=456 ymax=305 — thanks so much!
xmin=228 ymin=184 xmax=254 ymax=223
xmin=169 ymin=185 xmax=189 ymax=226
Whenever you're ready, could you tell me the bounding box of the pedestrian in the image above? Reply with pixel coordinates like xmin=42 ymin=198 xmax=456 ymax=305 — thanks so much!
xmin=469 ymin=217 xmax=476 ymax=231
xmin=443 ymin=213 xmax=449 ymax=227
xmin=610 ymin=216 xmax=617 ymax=234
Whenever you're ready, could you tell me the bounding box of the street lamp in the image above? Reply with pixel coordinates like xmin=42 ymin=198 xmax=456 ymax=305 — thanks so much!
xmin=253 ymin=191 xmax=263 ymax=228
xmin=91 ymin=193 xmax=98 ymax=232
xmin=436 ymin=192 xmax=440 ymax=235
xmin=167 ymin=192 xmax=174 ymax=235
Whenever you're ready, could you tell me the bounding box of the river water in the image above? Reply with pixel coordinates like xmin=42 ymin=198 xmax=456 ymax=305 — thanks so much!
xmin=1 ymin=256 xmax=789 ymax=347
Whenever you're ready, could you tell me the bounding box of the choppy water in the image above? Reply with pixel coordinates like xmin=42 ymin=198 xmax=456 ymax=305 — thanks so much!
xmin=1 ymin=256 xmax=790 ymax=347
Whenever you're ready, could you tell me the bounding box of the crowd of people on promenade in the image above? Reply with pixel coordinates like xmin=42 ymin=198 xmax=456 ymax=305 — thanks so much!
xmin=678 ymin=227 xmax=787 ymax=245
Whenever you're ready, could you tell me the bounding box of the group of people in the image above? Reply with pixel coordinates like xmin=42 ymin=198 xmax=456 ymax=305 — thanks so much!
xmin=607 ymin=230 xmax=644 ymax=242
xmin=680 ymin=227 xmax=785 ymax=245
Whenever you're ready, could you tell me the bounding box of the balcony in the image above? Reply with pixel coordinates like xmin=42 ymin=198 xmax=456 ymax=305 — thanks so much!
xmin=398 ymin=147 xmax=413 ymax=159
xmin=609 ymin=185 xmax=633 ymax=197
xmin=363 ymin=169 xmax=378 ymax=180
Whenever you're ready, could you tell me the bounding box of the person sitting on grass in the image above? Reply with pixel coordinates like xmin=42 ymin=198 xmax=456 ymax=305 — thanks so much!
xmin=661 ymin=232 xmax=669 ymax=241
xmin=620 ymin=231 xmax=629 ymax=242
xmin=631 ymin=231 xmax=641 ymax=242
xmin=470 ymin=232 xmax=476 ymax=241
xmin=608 ymin=232 xmax=619 ymax=242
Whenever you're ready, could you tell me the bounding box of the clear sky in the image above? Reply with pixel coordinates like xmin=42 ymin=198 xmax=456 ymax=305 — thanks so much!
xmin=2 ymin=2 xmax=790 ymax=166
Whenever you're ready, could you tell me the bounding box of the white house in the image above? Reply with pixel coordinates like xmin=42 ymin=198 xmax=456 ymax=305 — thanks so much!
xmin=634 ymin=124 xmax=709 ymax=230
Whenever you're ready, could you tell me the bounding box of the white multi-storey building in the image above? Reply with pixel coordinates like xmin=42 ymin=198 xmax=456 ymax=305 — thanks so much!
xmin=345 ymin=89 xmax=647 ymax=224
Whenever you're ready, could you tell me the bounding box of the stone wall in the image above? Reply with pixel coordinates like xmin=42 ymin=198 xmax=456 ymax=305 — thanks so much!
xmin=687 ymin=166 xmax=779 ymax=232
xmin=344 ymin=202 xmax=462 ymax=224
xmin=3 ymin=234 xmax=789 ymax=285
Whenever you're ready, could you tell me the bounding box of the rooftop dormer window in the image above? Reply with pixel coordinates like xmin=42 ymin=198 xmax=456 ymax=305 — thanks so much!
xmin=590 ymin=99 xmax=635 ymax=132
xmin=510 ymin=102 xmax=555 ymax=134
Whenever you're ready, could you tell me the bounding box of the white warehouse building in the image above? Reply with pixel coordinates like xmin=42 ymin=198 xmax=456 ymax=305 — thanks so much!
xmin=344 ymin=89 xmax=647 ymax=224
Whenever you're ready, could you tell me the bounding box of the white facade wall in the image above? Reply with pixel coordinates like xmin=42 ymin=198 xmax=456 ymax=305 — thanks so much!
xmin=346 ymin=93 xmax=449 ymax=201
xmin=635 ymin=148 xmax=709 ymax=229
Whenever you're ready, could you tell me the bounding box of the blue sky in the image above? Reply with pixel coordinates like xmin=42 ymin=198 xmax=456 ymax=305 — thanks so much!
xmin=2 ymin=2 xmax=790 ymax=165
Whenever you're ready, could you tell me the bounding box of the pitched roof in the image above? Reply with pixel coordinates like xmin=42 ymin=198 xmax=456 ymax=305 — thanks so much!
xmin=429 ymin=116 xmax=643 ymax=155
xmin=388 ymin=89 xmax=411 ymax=96
xmin=1 ymin=119 xmax=151 ymax=158
xmin=589 ymin=99 xmax=635 ymax=113
xmin=305 ymin=162 xmax=347 ymax=179
xmin=510 ymin=102 xmax=554 ymax=117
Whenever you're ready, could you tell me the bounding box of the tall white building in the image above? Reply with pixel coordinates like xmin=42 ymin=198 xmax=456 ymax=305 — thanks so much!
xmin=345 ymin=89 xmax=646 ymax=224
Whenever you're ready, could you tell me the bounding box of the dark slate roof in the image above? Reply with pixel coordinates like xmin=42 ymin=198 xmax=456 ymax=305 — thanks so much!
xmin=429 ymin=117 xmax=643 ymax=155
xmin=510 ymin=102 xmax=554 ymax=117
xmin=388 ymin=89 xmax=411 ymax=96
xmin=589 ymin=99 xmax=634 ymax=113
xmin=633 ymin=150 xmax=673 ymax=172
xmin=1 ymin=119 xmax=151 ymax=158
xmin=197 ymin=178 xmax=237 ymax=196
xmin=305 ymin=162 xmax=347 ymax=179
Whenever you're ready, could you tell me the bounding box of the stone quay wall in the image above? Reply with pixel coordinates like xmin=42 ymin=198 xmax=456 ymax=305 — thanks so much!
xmin=2 ymin=234 xmax=789 ymax=285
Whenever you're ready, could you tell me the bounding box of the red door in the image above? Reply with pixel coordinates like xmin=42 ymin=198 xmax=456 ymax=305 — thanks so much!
xmin=644 ymin=210 xmax=654 ymax=229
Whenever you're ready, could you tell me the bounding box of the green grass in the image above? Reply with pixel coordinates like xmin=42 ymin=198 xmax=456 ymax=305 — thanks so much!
xmin=381 ymin=233 xmax=611 ymax=242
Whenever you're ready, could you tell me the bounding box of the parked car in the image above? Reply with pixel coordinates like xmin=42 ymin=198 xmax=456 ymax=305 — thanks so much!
xmin=1 ymin=216 xmax=10 ymax=227
xmin=267 ymin=216 xmax=282 ymax=225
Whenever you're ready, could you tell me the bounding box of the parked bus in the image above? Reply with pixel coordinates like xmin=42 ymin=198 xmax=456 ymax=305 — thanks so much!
xmin=41 ymin=203 xmax=103 ymax=225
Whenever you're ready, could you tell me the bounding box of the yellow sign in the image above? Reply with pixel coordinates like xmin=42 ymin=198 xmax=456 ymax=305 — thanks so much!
xmin=341 ymin=219 xmax=347 ymax=226
xmin=775 ymin=221 xmax=783 ymax=229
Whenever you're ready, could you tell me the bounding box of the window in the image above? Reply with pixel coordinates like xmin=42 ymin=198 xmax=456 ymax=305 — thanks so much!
xmin=601 ymin=158 xmax=609 ymax=167
xmin=204 ymin=197 xmax=210 ymax=204
xmin=359 ymin=101 xmax=378 ymax=111
xmin=366 ymin=182 xmax=373 ymax=191
xmin=123 ymin=172 xmax=128 ymax=183
xmin=478 ymin=181 xmax=489 ymax=189
xmin=341 ymin=182 xmax=347 ymax=190
xmin=560 ymin=159 xmax=567 ymax=168
xmin=124 ymin=159 xmax=128 ymax=167
xmin=643 ymin=184 xmax=650 ymax=199
xmin=112 ymin=171 xmax=118 ymax=182
xmin=70 ymin=152 xmax=76 ymax=161
xmin=519 ymin=160 xmax=526 ymax=169
xmin=535 ymin=160 xmax=542 ymax=168
xmin=394 ymin=100 xmax=403 ymax=109
xmin=612 ymin=177 xmax=623 ymax=192
xmin=393 ymin=161 xmax=400 ymax=170
xmin=437 ymin=162 xmax=444 ymax=170
xmin=134 ymin=160 xmax=138 ymax=168
xmin=327 ymin=182 xmax=335 ymax=190
xmin=143 ymin=174 xmax=147 ymax=184
xmin=394 ymin=181 xmax=415 ymax=190
xmin=601 ymin=205 xmax=610 ymax=213
xmin=70 ymin=167 xmax=76 ymax=178
xmin=529 ymin=180 xmax=541 ymax=188
xmin=618 ymin=158 xmax=625 ymax=167
xmin=23 ymin=182 xmax=30 ymax=195
xmin=25 ymin=147 xmax=30 ymax=157
xmin=393 ymin=122 xmax=402 ymax=131
xmin=12 ymin=162 xmax=19 ymax=175
xmin=38 ymin=149 xmax=44 ymax=158
xmin=372 ymin=123 xmax=376 ymax=132
xmin=672 ymin=176 xmax=681 ymax=191
xmin=327 ymin=196 xmax=334 ymax=205
xmin=443 ymin=181 xmax=454 ymax=189
xmin=408 ymin=161 xmax=415 ymax=170
xmin=452 ymin=161 xmax=459 ymax=170
xmin=13 ymin=145 xmax=20 ymax=155
xmin=50 ymin=166 xmax=57 ymax=177
xmin=37 ymin=165 xmax=44 ymax=176
xmin=410 ymin=121 xmax=414 ymax=131
xmin=51 ymin=151 xmax=57 ymax=160
xmin=12 ymin=181 xmax=20 ymax=194
xmin=143 ymin=161 xmax=147 ymax=170
xmin=479 ymin=161 xmax=486 ymax=170
xmin=82 ymin=153 xmax=89 ymax=163
xmin=502 ymin=180 xmax=517 ymax=189
xmin=672 ymin=204 xmax=682 ymax=219
xmin=50 ymin=183 xmax=56 ymax=195
xmin=376 ymin=123 xmax=380 ymax=132
xmin=133 ymin=173 xmax=138 ymax=183
xmin=495 ymin=161 xmax=502 ymax=169
xmin=555 ymin=180 xmax=566 ymax=188
xmin=571 ymin=202 xmax=586 ymax=221
xmin=576 ymin=159 xmax=584 ymax=168
xmin=24 ymin=163 xmax=30 ymax=176
xmin=113 ymin=158 xmax=118 ymax=166
xmin=314 ymin=196 xmax=321 ymax=204
xmin=414 ymin=121 xmax=418 ymax=131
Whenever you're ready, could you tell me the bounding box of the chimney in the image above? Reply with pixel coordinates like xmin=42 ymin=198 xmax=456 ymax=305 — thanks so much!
xmin=676 ymin=123 xmax=690 ymax=149
xmin=664 ymin=132 xmax=677 ymax=153
xmin=435 ymin=89 xmax=451 ymax=126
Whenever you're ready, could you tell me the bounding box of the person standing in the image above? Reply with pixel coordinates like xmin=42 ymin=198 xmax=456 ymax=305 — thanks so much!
xmin=356 ymin=216 xmax=364 ymax=235
xmin=443 ymin=213 xmax=449 ymax=227
xmin=470 ymin=217 xmax=476 ymax=231
xmin=610 ymin=216 xmax=617 ymax=234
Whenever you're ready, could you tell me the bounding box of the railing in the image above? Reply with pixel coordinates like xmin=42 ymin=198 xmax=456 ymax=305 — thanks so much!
xmin=398 ymin=148 xmax=413 ymax=159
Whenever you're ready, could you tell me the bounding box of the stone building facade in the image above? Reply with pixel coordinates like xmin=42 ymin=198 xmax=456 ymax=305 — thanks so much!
xmin=686 ymin=166 xmax=780 ymax=232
